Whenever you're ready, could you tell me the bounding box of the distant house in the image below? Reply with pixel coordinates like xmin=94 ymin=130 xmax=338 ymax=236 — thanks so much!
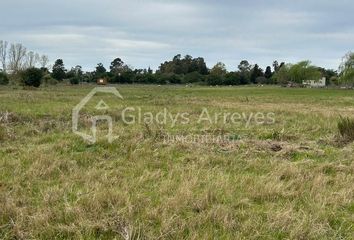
xmin=303 ymin=77 xmax=326 ymax=88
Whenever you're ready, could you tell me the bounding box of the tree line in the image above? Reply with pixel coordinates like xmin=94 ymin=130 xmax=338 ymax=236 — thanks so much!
xmin=0 ymin=40 xmax=353 ymax=87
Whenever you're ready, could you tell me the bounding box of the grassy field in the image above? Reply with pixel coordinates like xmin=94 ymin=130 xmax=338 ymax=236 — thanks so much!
xmin=0 ymin=85 xmax=353 ymax=239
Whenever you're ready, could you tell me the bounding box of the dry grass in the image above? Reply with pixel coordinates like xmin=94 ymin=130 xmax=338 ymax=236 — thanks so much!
xmin=338 ymin=116 xmax=354 ymax=142
xmin=0 ymin=85 xmax=353 ymax=239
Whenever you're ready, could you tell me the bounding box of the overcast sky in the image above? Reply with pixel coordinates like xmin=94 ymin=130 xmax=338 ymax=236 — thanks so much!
xmin=1 ymin=0 xmax=353 ymax=71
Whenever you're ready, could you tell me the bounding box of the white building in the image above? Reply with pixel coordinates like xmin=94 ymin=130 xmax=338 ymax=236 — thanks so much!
xmin=303 ymin=77 xmax=326 ymax=88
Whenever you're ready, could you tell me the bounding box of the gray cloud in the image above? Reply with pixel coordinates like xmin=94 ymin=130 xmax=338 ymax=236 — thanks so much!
xmin=1 ymin=0 xmax=353 ymax=71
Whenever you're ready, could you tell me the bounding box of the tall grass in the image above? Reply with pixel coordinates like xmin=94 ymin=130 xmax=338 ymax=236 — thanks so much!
xmin=338 ymin=116 xmax=354 ymax=141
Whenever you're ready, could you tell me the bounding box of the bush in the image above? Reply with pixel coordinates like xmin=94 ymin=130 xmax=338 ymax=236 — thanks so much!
xmin=168 ymin=74 xmax=183 ymax=84
xmin=21 ymin=68 xmax=43 ymax=87
xmin=110 ymin=71 xmax=135 ymax=84
xmin=135 ymin=73 xmax=158 ymax=84
xmin=206 ymin=74 xmax=225 ymax=86
xmin=155 ymin=73 xmax=182 ymax=84
xmin=183 ymin=71 xmax=203 ymax=84
xmin=338 ymin=117 xmax=354 ymax=142
xmin=43 ymin=74 xmax=58 ymax=85
xmin=224 ymin=72 xmax=241 ymax=85
xmin=0 ymin=72 xmax=9 ymax=85
xmin=70 ymin=76 xmax=80 ymax=85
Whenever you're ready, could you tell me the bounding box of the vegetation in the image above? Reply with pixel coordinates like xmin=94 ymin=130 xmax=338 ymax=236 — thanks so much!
xmin=21 ymin=67 xmax=43 ymax=87
xmin=0 ymin=72 xmax=9 ymax=85
xmin=0 ymin=85 xmax=353 ymax=239
xmin=338 ymin=116 xmax=354 ymax=142
xmin=3 ymin=40 xmax=353 ymax=87
xmin=51 ymin=59 xmax=66 ymax=81
xmin=339 ymin=52 xmax=354 ymax=86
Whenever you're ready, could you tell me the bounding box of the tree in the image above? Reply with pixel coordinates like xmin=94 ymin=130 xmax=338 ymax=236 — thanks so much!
xmin=210 ymin=62 xmax=227 ymax=76
xmin=339 ymin=52 xmax=354 ymax=85
xmin=250 ymin=64 xmax=263 ymax=84
xmin=207 ymin=62 xmax=227 ymax=85
xmin=0 ymin=40 xmax=8 ymax=72
xmin=194 ymin=57 xmax=208 ymax=75
xmin=272 ymin=64 xmax=290 ymax=84
xmin=238 ymin=60 xmax=251 ymax=73
xmin=25 ymin=51 xmax=39 ymax=68
xmin=68 ymin=65 xmax=83 ymax=84
xmin=238 ymin=60 xmax=251 ymax=84
xmin=51 ymin=59 xmax=66 ymax=81
xmin=8 ymin=43 xmax=27 ymax=72
xmin=273 ymin=61 xmax=279 ymax=72
xmin=158 ymin=54 xmax=209 ymax=75
xmin=224 ymin=72 xmax=241 ymax=85
xmin=39 ymin=55 xmax=49 ymax=69
xmin=21 ymin=67 xmax=43 ymax=87
xmin=264 ymin=66 xmax=272 ymax=79
xmin=110 ymin=58 xmax=124 ymax=74
xmin=288 ymin=61 xmax=321 ymax=83
xmin=95 ymin=63 xmax=107 ymax=76
xmin=317 ymin=67 xmax=337 ymax=85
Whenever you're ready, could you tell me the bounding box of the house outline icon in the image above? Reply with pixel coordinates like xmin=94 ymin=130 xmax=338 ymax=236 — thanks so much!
xmin=72 ymin=87 xmax=123 ymax=143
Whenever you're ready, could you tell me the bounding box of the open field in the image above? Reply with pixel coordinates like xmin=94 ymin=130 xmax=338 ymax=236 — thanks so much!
xmin=0 ymin=85 xmax=353 ymax=239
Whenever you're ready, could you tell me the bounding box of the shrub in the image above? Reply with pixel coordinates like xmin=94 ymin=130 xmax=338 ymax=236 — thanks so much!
xmin=224 ymin=72 xmax=241 ymax=85
xmin=155 ymin=73 xmax=182 ymax=84
xmin=135 ymin=73 xmax=158 ymax=84
xmin=206 ymin=74 xmax=224 ymax=86
xmin=183 ymin=71 xmax=203 ymax=84
xmin=70 ymin=76 xmax=80 ymax=85
xmin=338 ymin=117 xmax=354 ymax=142
xmin=168 ymin=74 xmax=183 ymax=84
xmin=21 ymin=68 xmax=43 ymax=87
xmin=0 ymin=72 xmax=9 ymax=85
xmin=43 ymin=74 xmax=58 ymax=85
xmin=256 ymin=76 xmax=268 ymax=84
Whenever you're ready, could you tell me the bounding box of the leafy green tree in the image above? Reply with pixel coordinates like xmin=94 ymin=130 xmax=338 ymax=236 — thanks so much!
xmin=272 ymin=64 xmax=290 ymax=84
xmin=273 ymin=61 xmax=279 ymax=72
xmin=21 ymin=67 xmax=43 ymax=87
xmin=51 ymin=59 xmax=66 ymax=81
xmin=110 ymin=58 xmax=124 ymax=74
xmin=96 ymin=63 xmax=106 ymax=75
xmin=238 ymin=60 xmax=251 ymax=84
xmin=158 ymin=55 xmax=208 ymax=75
xmin=68 ymin=65 xmax=83 ymax=85
xmin=339 ymin=52 xmax=354 ymax=86
xmin=250 ymin=64 xmax=263 ymax=83
xmin=288 ymin=61 xmax=321 ymax=83
xmin=206 ymin=62 xmax=227 ymax=85
xmin=224 ymin=72 xmax=241 ymax=85
xmin=238 ymin=60 xmax=251 ymax=73
xmin=94 ymin=63 xmax=107 ymax=80
xmin=264 ymin=66 xmax=273 ymax=79
xmin=210 ymin=62 xmax=227 ymax=76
